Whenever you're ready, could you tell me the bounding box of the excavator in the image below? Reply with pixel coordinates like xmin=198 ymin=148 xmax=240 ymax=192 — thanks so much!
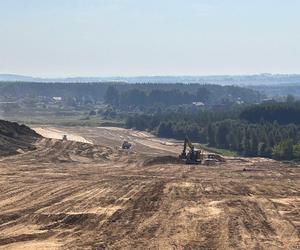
xmin=179 ymin=137 xmax=225 ymax=165
xmin=179 ymin=137 xmax=202 ymax=164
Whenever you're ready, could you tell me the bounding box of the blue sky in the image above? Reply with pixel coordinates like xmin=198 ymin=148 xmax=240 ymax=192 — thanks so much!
xmin=0 ymin=0 xmax=299 ymax=76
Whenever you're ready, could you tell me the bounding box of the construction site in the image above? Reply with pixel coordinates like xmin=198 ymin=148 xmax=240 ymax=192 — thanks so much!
xmin=0 ymin=123 xmax=299 ymax=249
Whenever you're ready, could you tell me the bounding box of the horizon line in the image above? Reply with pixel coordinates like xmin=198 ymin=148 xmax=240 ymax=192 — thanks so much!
xmin=1 ymin=73 xmax=300 ymax=79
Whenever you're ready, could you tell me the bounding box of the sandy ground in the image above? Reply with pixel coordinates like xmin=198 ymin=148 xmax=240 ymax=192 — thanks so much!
xmin=33 ymin=127 xmax=92 ymax=144
xmin=0 ymin=126 xmax=299 ymax=249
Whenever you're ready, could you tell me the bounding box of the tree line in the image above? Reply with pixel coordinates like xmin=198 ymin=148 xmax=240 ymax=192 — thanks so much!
xmin=240 ymin=101 xmax=300 ymax=124
xmin=124 ymin=102 xmax=300 ymax=160
xmin=207 ymin=120 xmax=300 ymax=158
xmin=105 ymin=85 xmax=262 ymax=108
xmin=0 ymin=82 xmax=263 ymax=106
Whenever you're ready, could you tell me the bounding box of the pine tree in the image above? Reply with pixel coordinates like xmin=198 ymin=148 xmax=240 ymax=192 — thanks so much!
xmin=228 ymin=132 xmax=238 ymax=150
xmin=250 ymin=130 xmax=259 ymax=156
xmin=207 ymin=124 xmax=216 ymax=146
xmin=104 ymin=86 xmax=119 ymax=106
xmin=272 ymin=139 xmax=294 ymax=160
xmin=216 ymin=123 xmax=229 ymax=149
xmin=242 ymin=128 xmax=251 ymax=156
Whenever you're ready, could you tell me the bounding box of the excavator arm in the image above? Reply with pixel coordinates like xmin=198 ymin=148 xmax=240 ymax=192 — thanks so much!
xmin=187 ymin=138 xmax=194 ymax=150
xmin=180 ymin=137 xmax=194 ymax=159
xmin=179 ymin=138 xmax=187 ymax=159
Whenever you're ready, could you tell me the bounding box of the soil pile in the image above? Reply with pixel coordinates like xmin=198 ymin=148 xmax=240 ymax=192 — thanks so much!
xmin=0 ymin=120 xmax=41 ymax=156
xmin=143 ymin=155 xmax=182 ymax=166
xmin=34 ymin=139 xmax=116 ymax=163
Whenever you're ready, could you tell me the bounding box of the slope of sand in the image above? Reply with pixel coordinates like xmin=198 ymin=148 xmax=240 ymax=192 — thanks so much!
xmin=0 ymin=126 xmax=299 ymax=249
xmin=33 ymin=127 xmax=92 ymax=144
xmin=0 ymin=120 xmax=40 ymax=156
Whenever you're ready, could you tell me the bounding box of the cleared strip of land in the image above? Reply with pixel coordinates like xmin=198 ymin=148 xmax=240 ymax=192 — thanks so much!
xmin=33 ymin=127 xmax=92 ymax=144
xmin=0 ymin=126 xmax=299 ymax=249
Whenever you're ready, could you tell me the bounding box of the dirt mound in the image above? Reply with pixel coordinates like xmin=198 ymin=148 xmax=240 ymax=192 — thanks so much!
xmin=143 ymin=155 xmax=182 ymax=166
xmin=0 ymin=120 xmax=41 ymax=156
xmin=28 ymin=139 xmax=116 ymax=163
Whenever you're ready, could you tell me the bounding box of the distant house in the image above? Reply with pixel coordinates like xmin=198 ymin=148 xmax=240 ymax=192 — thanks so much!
xmin=262 ymin=98 xmax=276 ymax=104
xmin=192 ymin=102 xmax=205 ymax=106
xmin=52 ymin=97 xmax=62 ymax=102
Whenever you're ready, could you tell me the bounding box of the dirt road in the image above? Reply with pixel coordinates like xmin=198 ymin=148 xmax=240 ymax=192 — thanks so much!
xmin=0 ymin=126 xmax=299 ymax=249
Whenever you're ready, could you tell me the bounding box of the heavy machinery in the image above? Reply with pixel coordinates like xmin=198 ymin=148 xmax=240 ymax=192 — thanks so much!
xmin=179 ymin=138 xmax=226 ymax=165
xmin=179 ymin=138 xmax=202 ymax=164
xmin=122 ymin=141 xmax=132 ymax=149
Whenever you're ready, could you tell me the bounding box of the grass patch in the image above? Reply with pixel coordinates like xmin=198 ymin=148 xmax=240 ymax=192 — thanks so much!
xmin=197 ymin=144 xmax=239 ymax=157
xmin=1 ymin=113 xmax=125 ymax=127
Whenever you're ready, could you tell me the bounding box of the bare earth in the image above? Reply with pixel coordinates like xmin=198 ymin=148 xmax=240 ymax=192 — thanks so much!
xmin=0 ymin=126 xmax=299 ymax=249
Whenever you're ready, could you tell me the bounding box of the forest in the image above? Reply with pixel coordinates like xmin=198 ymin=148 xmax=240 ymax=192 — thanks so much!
xmin=104 ymin=85 xmax=262 ymax=107
xmin=123 ymin=101 xmax=300 ymax=161
xmin=0 ymin=82 xmax=263 ymax=106
xmin=240 ymin=100 xmax=300 ymax=124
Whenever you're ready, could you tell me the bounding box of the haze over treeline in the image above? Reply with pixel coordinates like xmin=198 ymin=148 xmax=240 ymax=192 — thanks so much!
xmin=1 ymin=74 xmax=300 ymax=86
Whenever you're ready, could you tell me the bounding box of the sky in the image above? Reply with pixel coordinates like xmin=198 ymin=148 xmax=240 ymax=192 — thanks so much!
xmin=0 ymin=0 xmax=299 ymax=77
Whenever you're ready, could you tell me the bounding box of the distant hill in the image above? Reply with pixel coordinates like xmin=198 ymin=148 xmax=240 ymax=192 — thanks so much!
xmin=0 ymin=74 xmax=300 ymax=86
xmin=0 ymin=74 xmax=125 ymax=83
xmin=0 ymin=74 xmax=42 ymax=82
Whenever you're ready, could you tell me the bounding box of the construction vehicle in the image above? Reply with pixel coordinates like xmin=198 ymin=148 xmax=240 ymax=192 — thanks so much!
xmin=122 ymin=141 xmax=132 ymax=149
xmin=179 ymin=138 xmax=202 ymax=164
xmin=203 ymin=153 xmax=225 ymax=165
xmin=203 ymin=154 xmax=217 ymax=166
xmin=179 ymin=138 xmax=225 ymax=165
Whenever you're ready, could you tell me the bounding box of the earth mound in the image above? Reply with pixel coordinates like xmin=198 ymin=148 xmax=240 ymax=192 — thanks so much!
xmin=0 ymin=119 xmax=41 ymax=156
xmin=143 ymin=155 xmax=182 ymax=166
xmin=35 ymin=139 xmax=115 ymax=163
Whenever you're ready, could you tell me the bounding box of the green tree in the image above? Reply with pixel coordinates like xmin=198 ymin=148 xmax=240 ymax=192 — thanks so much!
xmin=104 ymin=86 xmax=119 ymax=106
xmin=250 ymin=130 xmax=259 ymax=156
xmin=207 ymin=124 xmax=216 ymax=146
xmin=227 ymin=131 xmax=238 ymax=150
xmin=157 ymin=122 xmax=173 ymax=138
xmin=272 ymin=139 xmax=294 ymax=160
xmin=242 ymin=129 xmax=251 ymax=156
xmin=293 ymin=144 xmax=300 ymax=159
xmin=216 ymin=123 xmax=229 ymax=148
xmin=196 ymin=87 xmax=211 ymax=104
